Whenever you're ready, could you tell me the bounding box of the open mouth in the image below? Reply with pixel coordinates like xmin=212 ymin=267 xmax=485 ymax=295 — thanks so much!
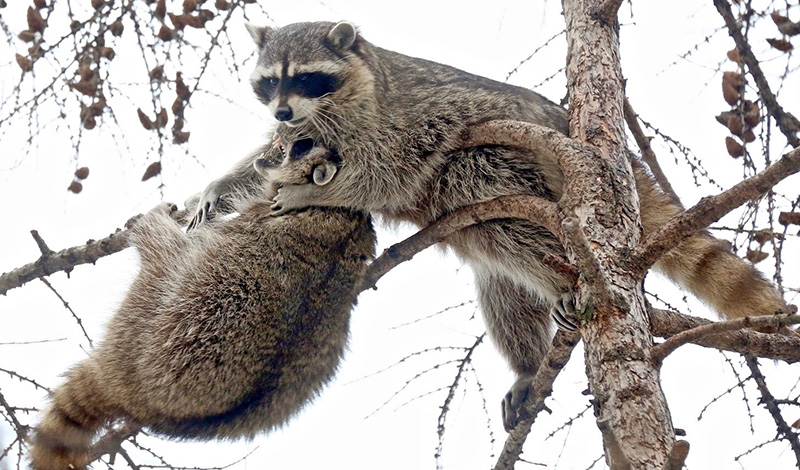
xmin=285 ymin=117 xmax=307 ymax=127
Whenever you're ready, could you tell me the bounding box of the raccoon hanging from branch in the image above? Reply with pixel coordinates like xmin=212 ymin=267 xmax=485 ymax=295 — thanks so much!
xmin=189 ymin=20 xmax=786 ymax=431
xmin=30 ymin=145 xmax=375 ymax=470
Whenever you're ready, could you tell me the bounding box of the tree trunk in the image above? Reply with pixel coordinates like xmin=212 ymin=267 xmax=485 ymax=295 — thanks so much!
xmin=561 ymin=1 xmax=677 ymax=468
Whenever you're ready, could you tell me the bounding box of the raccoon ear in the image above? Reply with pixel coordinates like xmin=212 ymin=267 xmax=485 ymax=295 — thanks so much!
xmin=245 ymin=23 xmax=274 ymax=49
xmin=312 ymin=162 xmax=337 ymax=186
xmin=326 ymin=21 xmax=357 ymax=51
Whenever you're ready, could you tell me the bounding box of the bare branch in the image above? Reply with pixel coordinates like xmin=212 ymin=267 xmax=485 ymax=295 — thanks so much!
xmin=650 ymin=313 xmax=800 ymax=364
xmin=630 ymin=146 xmax=800 ymax=275
xmin=357 ymin=195 xmax=561 ymax=292
xmin=0 ymin=208 xmax=192 ymax=296
xmin=744 ymin=356 xmax=800 ymax=464
xmin=714 ymin=0 xmax=800 ymax=148
xmin=493 ymin=331 xmax=581 ymax=470
xmin=623 ymin=98 xmax=682 ymax=205
xmin=649 ymin=308 xmax=800 ymax=363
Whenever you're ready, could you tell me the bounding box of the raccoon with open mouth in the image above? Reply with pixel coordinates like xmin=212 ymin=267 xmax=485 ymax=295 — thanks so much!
xmin=190 ymin=21 xmax=786 ymax=431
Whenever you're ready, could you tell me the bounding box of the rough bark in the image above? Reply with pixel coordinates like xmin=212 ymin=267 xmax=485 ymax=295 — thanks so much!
xmin=561 ymin=1 xmax=676 ymax=468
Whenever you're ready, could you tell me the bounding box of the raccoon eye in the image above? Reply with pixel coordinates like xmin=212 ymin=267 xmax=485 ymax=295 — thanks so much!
xmin=255 ymin=77 xmax=279 ymax=100
xmin=287 ymin=73 xmax=340 ymax=99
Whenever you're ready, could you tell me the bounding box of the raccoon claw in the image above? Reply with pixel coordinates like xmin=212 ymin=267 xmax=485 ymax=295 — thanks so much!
xmin=502 ymin=375 xmax=533 ymax=432
xmin=187 ymin=188 xmax=221 ymax=231
xmin=270 ymin=185 xmax=312 ymax=216
xmin=152 ymin=202 xmax=178 ymax=216
xmin=551 ymin=293 xmax=579 ymax=331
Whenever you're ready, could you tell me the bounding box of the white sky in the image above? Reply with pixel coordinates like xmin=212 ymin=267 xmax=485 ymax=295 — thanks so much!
xmin=1 ymin=1 xmax=799 ymax=469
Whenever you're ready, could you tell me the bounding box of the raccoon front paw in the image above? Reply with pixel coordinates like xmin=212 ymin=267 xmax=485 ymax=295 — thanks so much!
xmin=187 ymin=185 xmax=222 ymax=231
xmin=502 ymin=375 xmax=533 ymax=432
xmin=152 ymin=202 xmax=179 ymax=216
xmin=551 ymin=293 xmax=579 ymax=331
xmin=270 ymin=185 xmax=313 ymax=216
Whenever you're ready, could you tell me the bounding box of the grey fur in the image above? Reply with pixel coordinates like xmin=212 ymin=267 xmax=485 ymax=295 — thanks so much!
xmin=190 ymin=21 xmax=785 ymax=431
xmin=30 ymin=150 xmax=376 ymax=470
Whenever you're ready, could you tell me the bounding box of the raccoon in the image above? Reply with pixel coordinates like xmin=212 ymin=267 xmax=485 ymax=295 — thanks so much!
xmin=30 ymin=148 xmax=376 ymax=470
xmin=189 ymin=21 xmax=786 ymax=430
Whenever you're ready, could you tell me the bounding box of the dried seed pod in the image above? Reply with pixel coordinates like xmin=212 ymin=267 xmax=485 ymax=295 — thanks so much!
xmin=173 ymin=130 xmax=190 ymax=144
xmin=771 ymin=12 xmax=790 ymax=27
xmin=726 ymin=48 xmax=741 ymax=63
xmin=70 ymin=20 xmax=81 ymax=32
xmin=175 ymin=72 xmax=190 ymax=100
xmin=137 ymin=108 xmax=154 ymax=130
xmin=183 ymin=0 xmax=197 ymax=11
xmin=715 ymin=111 xmax=734 ymax=127
xmin=742 ymin=129 xmax=756 ymax=143
xmin=34 ymin=0 xmax=46 ymax=8
xmin=157 ymin=25 xmax=174 ymax=41
xmin=726 ymin=114 xmax=744 ymax=136
xmin=172 ymin=97 xmax=184 ymax=116
xmin=149 ymin=65 xmax=164 ymax=81
xmin=725 ymin=136 xmax=744 ymax=158
xmin=215 ymin=0 xmax=229 ymax=10
xmin=110 ymin=20 xmax=124 ymax=37
xmin=779 ymin=212 xmax=800 ymax=226
xmin=82 ymin=115 xmax=96 ymax=130
xmin=71 ymin=80 xmax=97 ymax=97
xmin=155 ymin=108 xmax=168 ymax=128
xmin=92 ymin=0 xmax=104 ymax=9
xmin=79 ymin=64 xmax=95 ymax=81
xmin=142 ymin=162 xmax=162 ymax=181
xmin=745 ymin=250 xmax=769 ymax=264
xmin=766 ymin=38 xmax=793 ymax=52
xmin=99 ymin=46 xmax=115 ymax=60
xmin=68 ymin=181 xmax=83 ymax=194
xmin=743 ymin=100 xmax=761 ymax=127
xmin=90 ymin=96 xmax=106 ymax=116
xmin=18 ymin=30 xmax=36 ymax=42
xmin=75 ymin=167 xmax=90 ymax=179
xmin=28 ymin=44 xmax=43 ymax=59
xmin=752 ymin=230 xmax=773 ymax=245
xmin=155 ymin=0 xmax=166 ymax=20
xmin=15 ymin=54 xmax=33 ymax=72
xmin=27 ymin=6 xmax=46 ymax=33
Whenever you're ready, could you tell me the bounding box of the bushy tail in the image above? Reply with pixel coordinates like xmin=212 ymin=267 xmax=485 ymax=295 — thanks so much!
xmin=655 ymin=233 xmax=785 ymax=319
xmin=30 ymin=364 xmax=108 ymax=470
xmin=636 ymin=166 xmax=785 ymax=319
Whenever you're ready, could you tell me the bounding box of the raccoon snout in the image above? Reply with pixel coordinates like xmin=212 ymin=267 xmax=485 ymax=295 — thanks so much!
xmin=275 ymin=106 xmax=293 ymax=122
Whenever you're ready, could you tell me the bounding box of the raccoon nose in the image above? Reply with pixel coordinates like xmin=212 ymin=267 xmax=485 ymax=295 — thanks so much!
xmin=274 ymin=106 xmax=293 ymax=122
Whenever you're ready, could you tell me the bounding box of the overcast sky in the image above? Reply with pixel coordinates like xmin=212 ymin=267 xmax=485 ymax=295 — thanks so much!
xmin=1 ymin=1 xmax=799 ymax=469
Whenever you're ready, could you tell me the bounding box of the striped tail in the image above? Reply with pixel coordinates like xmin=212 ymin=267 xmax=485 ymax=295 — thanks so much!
xmin=30 ymin=364 xmax=107 ymax=470
xmin=636 ymin=166 xmax=785 ymax=320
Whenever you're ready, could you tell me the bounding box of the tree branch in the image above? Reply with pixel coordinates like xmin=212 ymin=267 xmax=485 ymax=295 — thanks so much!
xmin=591 ymin=0 xmax=624 ymax=25
xmin=459 ymin=118 xmax=591 ymax=164
xmin=650 ymin=313 xmax=800 ymax=364
xmin=630 ymin=146 xmax=800 ymax=276
xmin=0 ymin=208 xmax=192 ymax=296
xmin=492 ymin=330 xmax=581 ymax=470
xmin=744 ymin=356 xmax=800 ymax=464
xmin=649 ymin=308 xmax=800 ymax=363
xmin=623 ymin=98 xmax=682 ymax=206
xmin=714 ymin=0 xmax=800 ymax=148
xmin=357 ymin=195 xmax=561 ymax=292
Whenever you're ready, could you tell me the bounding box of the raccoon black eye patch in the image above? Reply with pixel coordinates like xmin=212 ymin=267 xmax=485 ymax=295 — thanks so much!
xmin=287 ymin=73 xmax=340 ymax=99
xmin=255 ymin=77 xmax=279 ymax=101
